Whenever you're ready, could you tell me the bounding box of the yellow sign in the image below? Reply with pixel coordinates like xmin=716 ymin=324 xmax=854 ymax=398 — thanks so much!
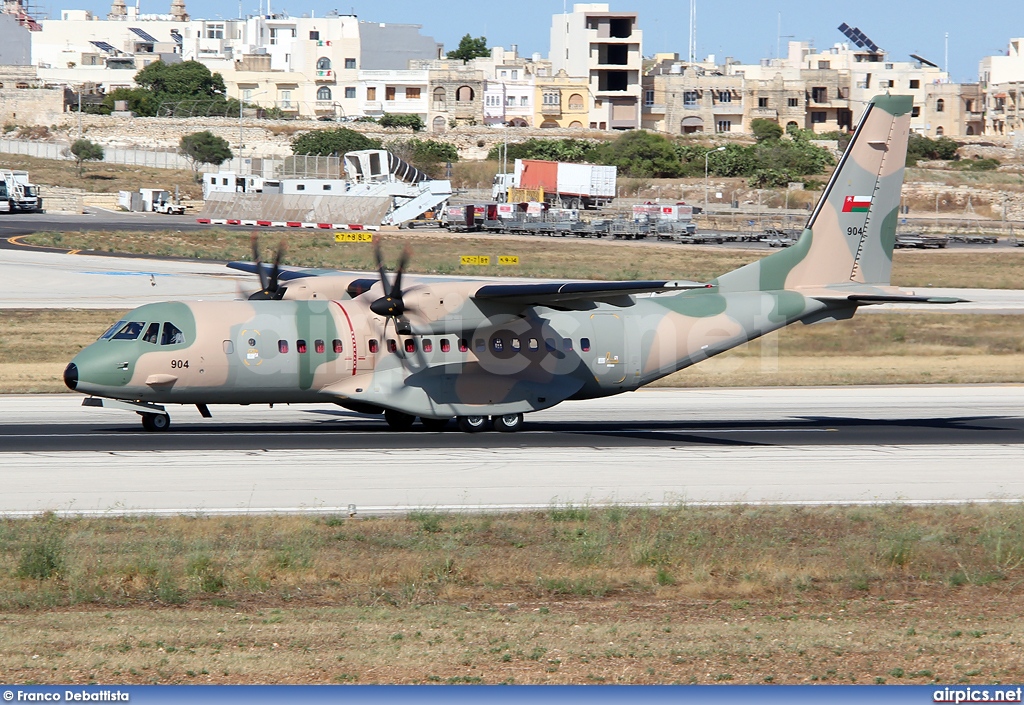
xmin=498 ymin=255 xmax=520 ymax=266
xmin=460 ymin=255 xmax=491 ymax=266
xmin=335 ymin=231 xmax=374 ymax=243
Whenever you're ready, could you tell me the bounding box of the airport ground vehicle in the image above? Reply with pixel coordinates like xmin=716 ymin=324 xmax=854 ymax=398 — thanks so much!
xmin=894 ymin=233 xmax=949 ymax=249
xmin=0 ymin=169 xmax=42 ymax=212
xmin=492 ymin=159 xmax=616 ymax=209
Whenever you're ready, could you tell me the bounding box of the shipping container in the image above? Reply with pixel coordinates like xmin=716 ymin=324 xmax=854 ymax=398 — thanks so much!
xmin=509 ymin=159 xmax=617 ymax=209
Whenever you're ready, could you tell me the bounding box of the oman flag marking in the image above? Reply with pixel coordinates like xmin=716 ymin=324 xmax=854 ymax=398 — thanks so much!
xmin=843 ymin=195 xmax=872 ymax=212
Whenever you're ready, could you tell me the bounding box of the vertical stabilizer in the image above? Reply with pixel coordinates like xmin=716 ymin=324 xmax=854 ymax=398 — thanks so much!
xmin=716 ymin=94 xmax=913 ymax=292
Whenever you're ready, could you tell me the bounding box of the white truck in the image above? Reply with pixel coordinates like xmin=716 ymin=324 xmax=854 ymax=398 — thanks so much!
xmin=492 ymin=159 xmax=616 ymax=209
xmin=0 ymin=170 xmax=43 ymax=212
xmin=118 ymin=188 xmax=185 ymax=214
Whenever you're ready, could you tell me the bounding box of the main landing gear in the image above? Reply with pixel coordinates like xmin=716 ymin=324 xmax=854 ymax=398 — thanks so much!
xmin=384 ymin=413 xmax=525 ymax=433
xmin=140 ymin=412 xmax=170 ymax=431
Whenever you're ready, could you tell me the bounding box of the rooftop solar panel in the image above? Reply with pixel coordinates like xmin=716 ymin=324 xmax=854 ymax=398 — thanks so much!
xmin=129 ymin=27 xmax=159 ymax=43
xmin=90 ymin=40 xmax=116 ymax=52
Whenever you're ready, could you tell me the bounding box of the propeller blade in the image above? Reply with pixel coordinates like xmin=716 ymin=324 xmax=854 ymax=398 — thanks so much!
xmin=373 ymin=239 xmax=391 ymax=297
xmin=269 ymin=239 xmax=286 ymax=295
xmin=392 ymin=245 xmax=411 ymax=298
xmin=250 ymin=233 xmax=269 ymax=292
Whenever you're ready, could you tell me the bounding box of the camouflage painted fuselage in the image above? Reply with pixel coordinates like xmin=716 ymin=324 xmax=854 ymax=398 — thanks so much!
xmin=68 ymin=94 xmax=942 ymax=421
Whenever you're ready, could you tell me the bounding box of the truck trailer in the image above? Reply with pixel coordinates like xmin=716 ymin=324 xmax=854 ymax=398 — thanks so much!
xmin=492 ymin=159 xmax=616 ymax=209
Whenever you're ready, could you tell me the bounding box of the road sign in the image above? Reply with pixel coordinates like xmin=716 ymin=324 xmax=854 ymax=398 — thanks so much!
xmin=335 ymin=232 xmax=373 ymax=243
xmin=460 ymin=255 xmax=491 ymax=266
xmin=498 ymin=256 xmax=520 ymax=266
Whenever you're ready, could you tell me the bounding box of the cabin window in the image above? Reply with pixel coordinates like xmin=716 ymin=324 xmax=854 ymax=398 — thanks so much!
xmin=405 ymin=339 xmax=416 ymax=353
xmin=492 ymin=337 xmax=503 ymax=352
xmin=223 ymin=340 xmax=234 ymax=354
xmin=440 ymin=339 xmax=450 ymax=352
xmin=368 ymin=339 xmax=379 ymax=353
xmin=161 ymin=323 xmax=185 ymax=345
xmin=279 ymin=340 xmax=289 ymax=353
xmin=458 ymin=339 xmax=469 ymax=352
xmin=142 ymin=322 xmax=160 ymax=344
xmin=332 ymin=339 xmax=343 ymax=353
xmin=475 ymin=338 xmax=485 ymax=352
xmin=562 ymin=338 xmax=573 ymax=351
xmin=510 ymin=338 xmax=521 ymax=351
xmin=422 ymin=339 xmax=433 ymax=353
xmin=545 ymin=338 xmax=556 ymax=352
xmin=528 ymin=338 xmax=539 ymax=351
xmin=296 ymin=340 xmax=308 ymax=353
xmin=315 ymin=339 xmax=326 ymax=353
xmin=100 ymin=320 xmax=126 ymax=340
xmin=580 ymin=337 xmax=591 ymax=352
xmin=112 ymin=321 xmax=145 ymax=340
xmin=387 ymin=339 xmax=398 ymax=353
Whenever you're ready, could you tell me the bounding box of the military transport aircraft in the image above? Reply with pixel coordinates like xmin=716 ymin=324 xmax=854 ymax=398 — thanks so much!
xmin=64 ymin=95 xmax=962 ymax=433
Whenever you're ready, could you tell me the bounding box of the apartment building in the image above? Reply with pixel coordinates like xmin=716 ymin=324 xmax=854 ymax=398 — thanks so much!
xmin=535 ymin=70 xmax=591 ymax=128
xmin=979 ymin=38 xmax=1024 ymax=136
xmin=549 ymin=2 xmax=642 ymax=130
xmin=26 ymin=5 xmax=440 ymax=119
xmin=642 ymin=56 xmax=745 ymax=134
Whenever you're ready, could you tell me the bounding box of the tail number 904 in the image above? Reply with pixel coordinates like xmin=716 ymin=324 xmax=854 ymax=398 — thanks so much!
xmin=171 ymin=359 xmax=190 ymax=369
xmin=846 ymin=226 xmax=865 ymax=237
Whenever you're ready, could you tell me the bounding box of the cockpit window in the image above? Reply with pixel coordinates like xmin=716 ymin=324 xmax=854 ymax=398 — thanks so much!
xmin=112 ymin=321 xmax=145 ymax=340
xmin=142 ymin=322 xmax=160 ymax=344
xmin=161 ymin=322 xmax=185 ymax=345
xmin=100 ymin=320 xmax=126 ymax=340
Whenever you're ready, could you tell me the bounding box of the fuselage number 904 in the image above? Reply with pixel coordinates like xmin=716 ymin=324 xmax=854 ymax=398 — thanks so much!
xmin=171 ymin=359 xmax=190 ymax=369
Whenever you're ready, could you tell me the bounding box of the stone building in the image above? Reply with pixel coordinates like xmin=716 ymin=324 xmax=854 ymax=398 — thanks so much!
xmin=979 ymin=38 xmax=1024 ymax=136
xmin=410 ymin=59 xmax=485 ymax=133
xmin=549 ymin=2 xmax=642 ymax=130
xmin=642 ymin=57 xmax=745 ymax=134
xmin=534 ymin=69 xmax=590 ymax=129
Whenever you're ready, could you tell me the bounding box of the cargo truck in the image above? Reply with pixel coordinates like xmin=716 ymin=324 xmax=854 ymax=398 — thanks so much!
xmin=491 ymin=159 xmax=616 ymax=209
xmin=0 ymin=169 xmax=42 ymax=212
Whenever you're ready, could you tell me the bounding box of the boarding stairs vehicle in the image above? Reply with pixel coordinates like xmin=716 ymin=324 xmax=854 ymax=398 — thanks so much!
xmin=343 ymin=150 xmax=452 ymax=227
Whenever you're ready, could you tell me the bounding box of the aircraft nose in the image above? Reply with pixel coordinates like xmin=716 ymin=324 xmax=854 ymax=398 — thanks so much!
xmin=63 ymin=362 xmax=78 ymax=391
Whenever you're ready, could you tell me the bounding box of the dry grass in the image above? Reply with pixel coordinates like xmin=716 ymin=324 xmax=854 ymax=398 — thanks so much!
xmin=3 ymin=506 xmax=1024 ymax=683
xmin=0 ymin=154 xmax=203 ymax=198
xmin=21 ymin=229 xmax=1024 ymax=289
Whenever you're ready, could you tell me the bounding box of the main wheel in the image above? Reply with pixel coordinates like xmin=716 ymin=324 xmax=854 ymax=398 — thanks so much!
xmin=492 ymin=413 xmax=524 ymax=433
xmin=457 ymin=415 xmax=489 ymax=433
xmin=420 ymin=417 xmax=450 ymax=431
xmin=141 ymin=413 xmax=170 ymax=432
xmin=384 ymin=409 xmax=416 ymax=431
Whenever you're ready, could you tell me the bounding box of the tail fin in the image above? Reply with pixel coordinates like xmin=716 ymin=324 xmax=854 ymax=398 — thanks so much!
xmin=716 ymin=94 xmax=913 ymax=293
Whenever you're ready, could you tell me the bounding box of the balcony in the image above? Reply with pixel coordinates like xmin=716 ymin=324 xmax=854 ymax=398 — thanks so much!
xmin=363 ymin=100 xmax=382 ymax=113
xmin=712 ymin=102 xmax=743 ymax=115
xmin=541 ymin=103 xmax=562 ymax=116
xmin=315 ymin=69 xmax=335 ymax=83
xmin=315 ymin=101 xmax=335 ymax=112
xmin=641 ymin=103 xmax=665 ymax=114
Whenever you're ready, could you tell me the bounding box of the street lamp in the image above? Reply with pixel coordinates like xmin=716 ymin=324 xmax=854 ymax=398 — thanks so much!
xmin=704 ymin=146 xmax=725 ymax=214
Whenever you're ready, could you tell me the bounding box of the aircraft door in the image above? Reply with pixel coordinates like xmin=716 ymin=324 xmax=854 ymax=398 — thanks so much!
xmin=332 ymin=302 xmax=374 ymax=377
xmin=589 ymin=313 xmax=627 ymax=384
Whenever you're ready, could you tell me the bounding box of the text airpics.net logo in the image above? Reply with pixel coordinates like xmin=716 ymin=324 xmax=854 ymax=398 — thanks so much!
xmin=842 ymin=195 xmax=872 ymax=213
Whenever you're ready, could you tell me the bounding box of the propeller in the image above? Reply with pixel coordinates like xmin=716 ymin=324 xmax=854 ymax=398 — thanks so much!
xmin=247 ymin=233 xmax=288 ymax=300
xmin=369 ymin=240 xmax=411 ymax=318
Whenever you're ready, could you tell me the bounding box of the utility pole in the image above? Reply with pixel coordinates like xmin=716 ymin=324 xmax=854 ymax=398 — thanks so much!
xmin=703 ymin=146 xmax=724 ymax=213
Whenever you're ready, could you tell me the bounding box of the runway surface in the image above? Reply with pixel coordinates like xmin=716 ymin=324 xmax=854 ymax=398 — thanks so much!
xmin=2 ymin=387 xmax=1022 ymax=515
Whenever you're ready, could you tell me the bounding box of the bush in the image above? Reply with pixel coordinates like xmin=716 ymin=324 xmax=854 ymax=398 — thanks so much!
xmin=291 ymin=127 xmax=381 ymax=156
xmin=379 ymin=113 xmax=424 ymax=132
xmin=486 ymin=138 xmax=599 ymax=163
xmin=751 ymin=118 xmax=783 ymax=142
xmin=907 ymin=134 xmax=960 ymax=165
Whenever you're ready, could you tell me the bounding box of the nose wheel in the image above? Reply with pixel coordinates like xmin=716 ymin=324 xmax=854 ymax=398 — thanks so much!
xmin=140 ymin=412 xmax=170 ymax=432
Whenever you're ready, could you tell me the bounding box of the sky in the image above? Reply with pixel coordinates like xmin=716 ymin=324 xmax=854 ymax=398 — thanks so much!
xmin=55 ymin=0 xmax=1018 ymax=84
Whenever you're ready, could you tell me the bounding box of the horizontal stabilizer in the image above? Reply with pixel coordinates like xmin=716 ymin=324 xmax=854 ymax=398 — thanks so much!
xmin=812 ymin=294 xmax=968 ymax=306
xmin=474 ymin=280 xmax=709 ymax=305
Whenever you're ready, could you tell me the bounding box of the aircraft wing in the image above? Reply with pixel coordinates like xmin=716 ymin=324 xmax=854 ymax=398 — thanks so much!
xmin=226 ymin=262 xmax=337 ymax=280
xmin=472 ymin=280 xmax=710 ymax=305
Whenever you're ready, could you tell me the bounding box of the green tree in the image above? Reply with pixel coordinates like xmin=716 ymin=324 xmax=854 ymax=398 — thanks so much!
xmin=136 ymin=60 xmax=227 ymax=100
xmin=291 ymin=127 xmax=381 ymax=156
xmin=590 ymin=131 xmax=684 ymax=178
xmin=100 ymin=87 xmax=158 ymax=117
xmin=446 ymin=34 xmax=489 ymax=62
xmin=486 ymin=138 xmax=599 ymax=163
xmin=379 ymin=113 xmax=425 ymax=132
xmin=179 ymin=131 xmax=233 ymax=180
xmin=68 ymin=138 xmax=104 ymax=176
xmin=906 ymin=133 xmax=959 ymax=165
xmin=750 ymin=118 xmax=783 ymax=142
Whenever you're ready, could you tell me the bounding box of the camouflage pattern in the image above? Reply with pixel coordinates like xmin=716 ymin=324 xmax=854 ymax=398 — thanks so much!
xmin=67 ymin=95 xmax=955 ymax=429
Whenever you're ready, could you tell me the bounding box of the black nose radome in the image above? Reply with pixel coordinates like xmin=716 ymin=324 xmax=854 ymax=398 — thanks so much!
xmin=63 ymin=363 xmax=78 ymax=391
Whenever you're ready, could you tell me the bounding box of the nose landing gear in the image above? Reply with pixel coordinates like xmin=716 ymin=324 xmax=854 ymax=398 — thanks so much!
xmin=140 ymin=412 xmax=170 ymax=431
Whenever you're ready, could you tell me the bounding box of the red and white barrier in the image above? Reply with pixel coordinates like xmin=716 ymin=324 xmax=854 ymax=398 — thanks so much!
xmin=199 ymin=219 xmax=378 ymax=231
